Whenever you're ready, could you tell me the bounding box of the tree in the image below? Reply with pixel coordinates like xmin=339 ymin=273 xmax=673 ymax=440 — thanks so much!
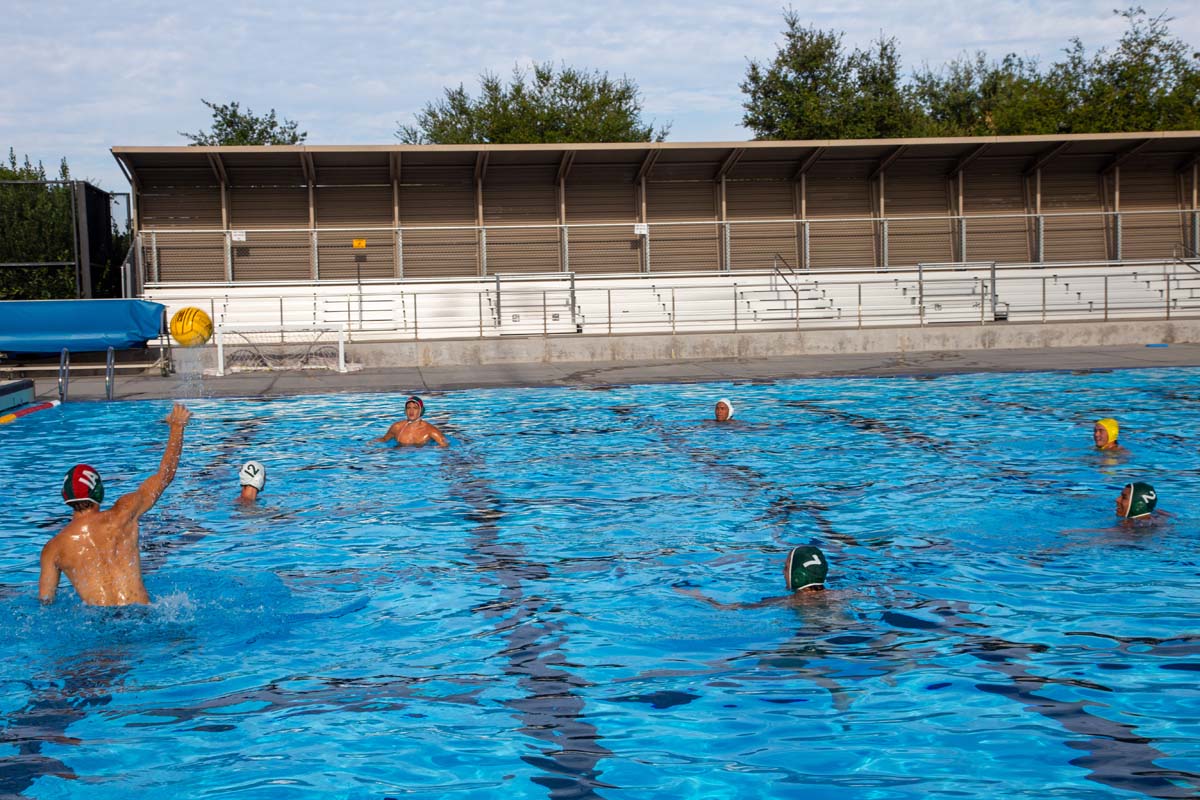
xmin=1051 ymin=7 xmax=1200 ymax=133
xmin=740 ymin=11 xmax=921 ymax=140
xmin=0 ymin=149 xmax=75 ymax=300
xmin=743 ymin=6 xmax=1200 ymax=140
xmin=397 ymin=63 xmax=669 ymax=144
xmin=181 ymin=99 xmax=307 ymax=146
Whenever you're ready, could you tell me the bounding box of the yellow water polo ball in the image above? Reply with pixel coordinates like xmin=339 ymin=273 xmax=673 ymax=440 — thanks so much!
xmin=169 ymin=307 xmax=214 ymax=348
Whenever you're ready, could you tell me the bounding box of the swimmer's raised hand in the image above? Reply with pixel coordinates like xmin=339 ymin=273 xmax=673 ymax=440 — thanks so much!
xmin=165 ymin=403 xmax=192 ymax=427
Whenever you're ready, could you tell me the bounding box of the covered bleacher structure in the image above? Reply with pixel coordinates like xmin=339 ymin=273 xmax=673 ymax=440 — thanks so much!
xmin=113 ymin=132 xmax=1200 ymax=343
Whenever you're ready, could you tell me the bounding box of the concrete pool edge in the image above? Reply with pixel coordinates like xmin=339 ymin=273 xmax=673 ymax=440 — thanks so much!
xmin=27 ymin=332 xmax=1200 ymax=403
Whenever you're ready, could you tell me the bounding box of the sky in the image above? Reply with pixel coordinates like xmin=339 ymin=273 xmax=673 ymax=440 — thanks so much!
xmin=2 ymin=1 xmax=1195 ymax=193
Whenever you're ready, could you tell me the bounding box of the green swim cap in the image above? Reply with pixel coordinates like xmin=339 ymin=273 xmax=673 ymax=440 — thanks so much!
xmin=785 ymin=545 xmax=829 ymax=591
xmin=1124 ymin=481 xmax=1157 ymax=519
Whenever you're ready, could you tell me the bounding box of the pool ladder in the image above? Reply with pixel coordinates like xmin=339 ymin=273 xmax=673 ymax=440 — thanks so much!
xmin=57 ymin=347 xmax=116 ymax=402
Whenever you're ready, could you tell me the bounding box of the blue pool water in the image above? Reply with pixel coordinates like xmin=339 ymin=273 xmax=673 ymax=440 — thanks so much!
xmin=2 ymin=368 xmax=1199 ymax=798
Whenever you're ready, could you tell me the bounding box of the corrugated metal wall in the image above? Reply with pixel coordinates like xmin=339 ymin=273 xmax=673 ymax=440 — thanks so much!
xmin=1119 ymin=155 xmax=1184 ymax=259
xmin=399 ymin=165 xmax=477 ymax=279
xmin=484 ymin=165 xmax=560 ymax=274
xmin=315 ymin=166 xmax=395 ymax=280
xmin=646 ymin=179 xmax=720 ymax=271
xmin=565 ymin=164 xmax=640 ymax=274
xmin=139 ymin=167 xmax=224 ymax=281
xmin=131 ymin=143 xmax=1195 ymax=284
xmin=140 ymin=168 xmax=221 ymax=228
xmin=228 ymin=165 xmax=310 ymax=281
xmin=962 ymin=157 xmax=1031 ymax=263
xmin=884 ymin=160 xmax=953 ymax=266
xmin=1041 ymin=156 xmax=1109 ymax=262
xmin=806 ymin=160 xmax=875 ymax=269
xmin=727 ymin=181 xmax=797 ymax=271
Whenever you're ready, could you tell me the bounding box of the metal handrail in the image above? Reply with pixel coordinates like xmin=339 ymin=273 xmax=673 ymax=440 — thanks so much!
xmin=144 ymin=263 xmax=1200 ymax=345
xmin=58 ymin=348 xmax=69 ymax=402
xmin=137 ymin=207 xmax=1197 ymax=236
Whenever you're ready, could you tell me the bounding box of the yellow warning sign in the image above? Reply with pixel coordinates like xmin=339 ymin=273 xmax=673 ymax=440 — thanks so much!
xmin=352 ymin=238 xmax=367 ymax=249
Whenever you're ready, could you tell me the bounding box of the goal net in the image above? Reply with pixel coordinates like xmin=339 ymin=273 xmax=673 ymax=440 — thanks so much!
xmin=213 ymin=324 xmax=349 ymax=376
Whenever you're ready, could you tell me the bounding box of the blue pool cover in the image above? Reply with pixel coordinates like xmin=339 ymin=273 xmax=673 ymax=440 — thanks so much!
xmin=0 ymin=299 xmax=164 ymax=354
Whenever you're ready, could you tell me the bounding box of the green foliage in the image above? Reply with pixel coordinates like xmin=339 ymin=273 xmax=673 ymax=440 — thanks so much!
xmin=740 ymin=12 xmax=923 ymax=140
xmin=182 ymin=99 xmax=307 ymax=146
xmin=744 ymin=7 xmax=1200 ymax=140
xmin=398 ymin=63 xmax=669 ymax=144
xmin=0 ymin=149 xmax=76 ymax=300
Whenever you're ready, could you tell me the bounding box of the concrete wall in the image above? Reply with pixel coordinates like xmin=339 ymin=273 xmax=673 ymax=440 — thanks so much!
xmin=324 ymin=319 xmax=1200 ymax=369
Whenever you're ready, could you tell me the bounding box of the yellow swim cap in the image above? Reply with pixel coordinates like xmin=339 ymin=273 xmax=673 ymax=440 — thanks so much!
xmin=1095 ymin=418 xmax=1119 ymax=446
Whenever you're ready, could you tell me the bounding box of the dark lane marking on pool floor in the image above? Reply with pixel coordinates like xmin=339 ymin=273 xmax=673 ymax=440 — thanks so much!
xmin=444 ymin=452 xmax=615 ymax=800
xmin=928 ymin=602 xmax=1200 ymax=799
xmin=620 ymin=405 xmax=860 ymax=549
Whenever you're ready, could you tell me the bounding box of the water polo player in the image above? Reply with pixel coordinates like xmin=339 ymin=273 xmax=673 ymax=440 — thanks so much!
xmin=38 ymin=403 xmax=192 ymax=606
xmin=1093 ymin=418 xmax=1127 ymax=452
xmin=715 ymin=398 xmax=735 ymax=423
xmin=676 ymin=545 xmax=832 ymax=609
xmin=1116 ymin=481 xmax=1159 ymax=522
xmin=238 ymin=460 xmax=265 ymax=504
xmin=376 ymin=395 xmax=449 ymax=448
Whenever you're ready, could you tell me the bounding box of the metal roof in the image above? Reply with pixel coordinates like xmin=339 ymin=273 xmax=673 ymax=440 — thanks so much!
xmin=112 ymin=131 xmax=1200 ymax=187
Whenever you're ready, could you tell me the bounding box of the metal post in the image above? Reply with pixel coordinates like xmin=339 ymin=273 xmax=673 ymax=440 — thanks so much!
xmin=607 ymin=289 xmax=612 ymax=334
xmin=480 ymin=228 xmax=488 ymax=275
xmin=1166 ymin=266 xmax=1172 ymax=319
xmin=1114 ymin=213 xmax=1122 ymax=261
xmin=990 ymin=261 xmax=998 ymax=320
xmin=562 ymin=227 xmax=569 ymax=273
xmin=723 ymin=222 xmax=731 ymax=273
xmin=917 ymin=262 xmax=925 ymax=326
xmin=980 ymin=281 xmax=986 ymax=324
xmin=959 ymin=216 xmax=967 ymax=262
xmin=494 ymin=273 xmax=502 ymax=326
xmin=644 ymin=227 xmax=651 ymax=273
xmin=1036 ymin=215 xmax=1045 ymax=263
xmin=802 ymin=221 xmax=810 ymax=270
xmin=1104 ymin=275 xmax=1109 ymax=320
xmin=1041 ymin=277 xmax=1046 ymax=323
xmin=1193 ymin=211 xmax=1200 ymax=255
xmin=279 ymin=297 xmax=285 ymax=343
xmin=857 ymin=284 xmax=862 ymax=329
xmin=671 ymin=288 xmax=676 ymax=334
xmin=881 ymin=219 xmax=889 ymax=270
xmin=413 ymin=293 xmax=419 ymax=340
xmin=216 ymin=329 xmax=225 ymax=376
xmin=733 ymin=283 xmax=738 ymax=332
xmin=311 ymin=231 xmax=319 ymax=280
xmin=337 ymin=327 xmax=347 ymax=373
xmin=478 ymin=292 xmax=483 ymax=337
xmin=224 ymin=231 xmax=233 ymax=282
xmin=151 ymin=232 xmax=159 ymax=282
xmin=543 ymin=291 xmax=548 ymax=336
xmin=396 ymin=228 xmax=403 ymax=279
xmin=105 ymin=346 xmax=115 ymax=401
xmin=135 ymin=232 xmax=145 ymax=290
xmin=58 ymin=348 xmax=69 ymax=402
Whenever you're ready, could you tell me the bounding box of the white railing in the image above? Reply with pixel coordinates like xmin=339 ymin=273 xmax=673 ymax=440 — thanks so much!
xmin=135 ymin=209 xmax=1200 ymax=287
xmin=142 ymin=258 xmax=1200 ymax=343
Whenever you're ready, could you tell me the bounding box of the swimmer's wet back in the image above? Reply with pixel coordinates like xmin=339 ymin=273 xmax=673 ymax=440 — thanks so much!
xmin=3 ymin=371 xmax=1199 ymax=797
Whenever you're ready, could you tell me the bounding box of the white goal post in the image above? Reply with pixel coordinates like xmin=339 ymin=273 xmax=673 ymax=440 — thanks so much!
xmin=214 ymin=323 xmax=348 ymax=376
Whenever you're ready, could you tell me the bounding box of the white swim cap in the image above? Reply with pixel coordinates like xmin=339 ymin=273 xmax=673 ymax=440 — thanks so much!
xmin=238 ymin=460 xmax=266 ymax=491
xmin=716 ymin=398 xmax=735 ymax=419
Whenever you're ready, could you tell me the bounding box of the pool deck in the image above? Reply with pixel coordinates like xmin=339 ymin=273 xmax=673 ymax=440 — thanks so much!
xmin=27 ymin=343 xmax=1200 ymax=401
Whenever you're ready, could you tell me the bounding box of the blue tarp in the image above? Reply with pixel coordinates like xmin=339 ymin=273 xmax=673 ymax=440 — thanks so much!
xmin=0 ymin=300 xmax=165 ymax=354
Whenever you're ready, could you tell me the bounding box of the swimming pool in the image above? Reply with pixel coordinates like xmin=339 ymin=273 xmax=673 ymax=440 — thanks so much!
xmin=2 ymin=368 xmax=1199 ymax=798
